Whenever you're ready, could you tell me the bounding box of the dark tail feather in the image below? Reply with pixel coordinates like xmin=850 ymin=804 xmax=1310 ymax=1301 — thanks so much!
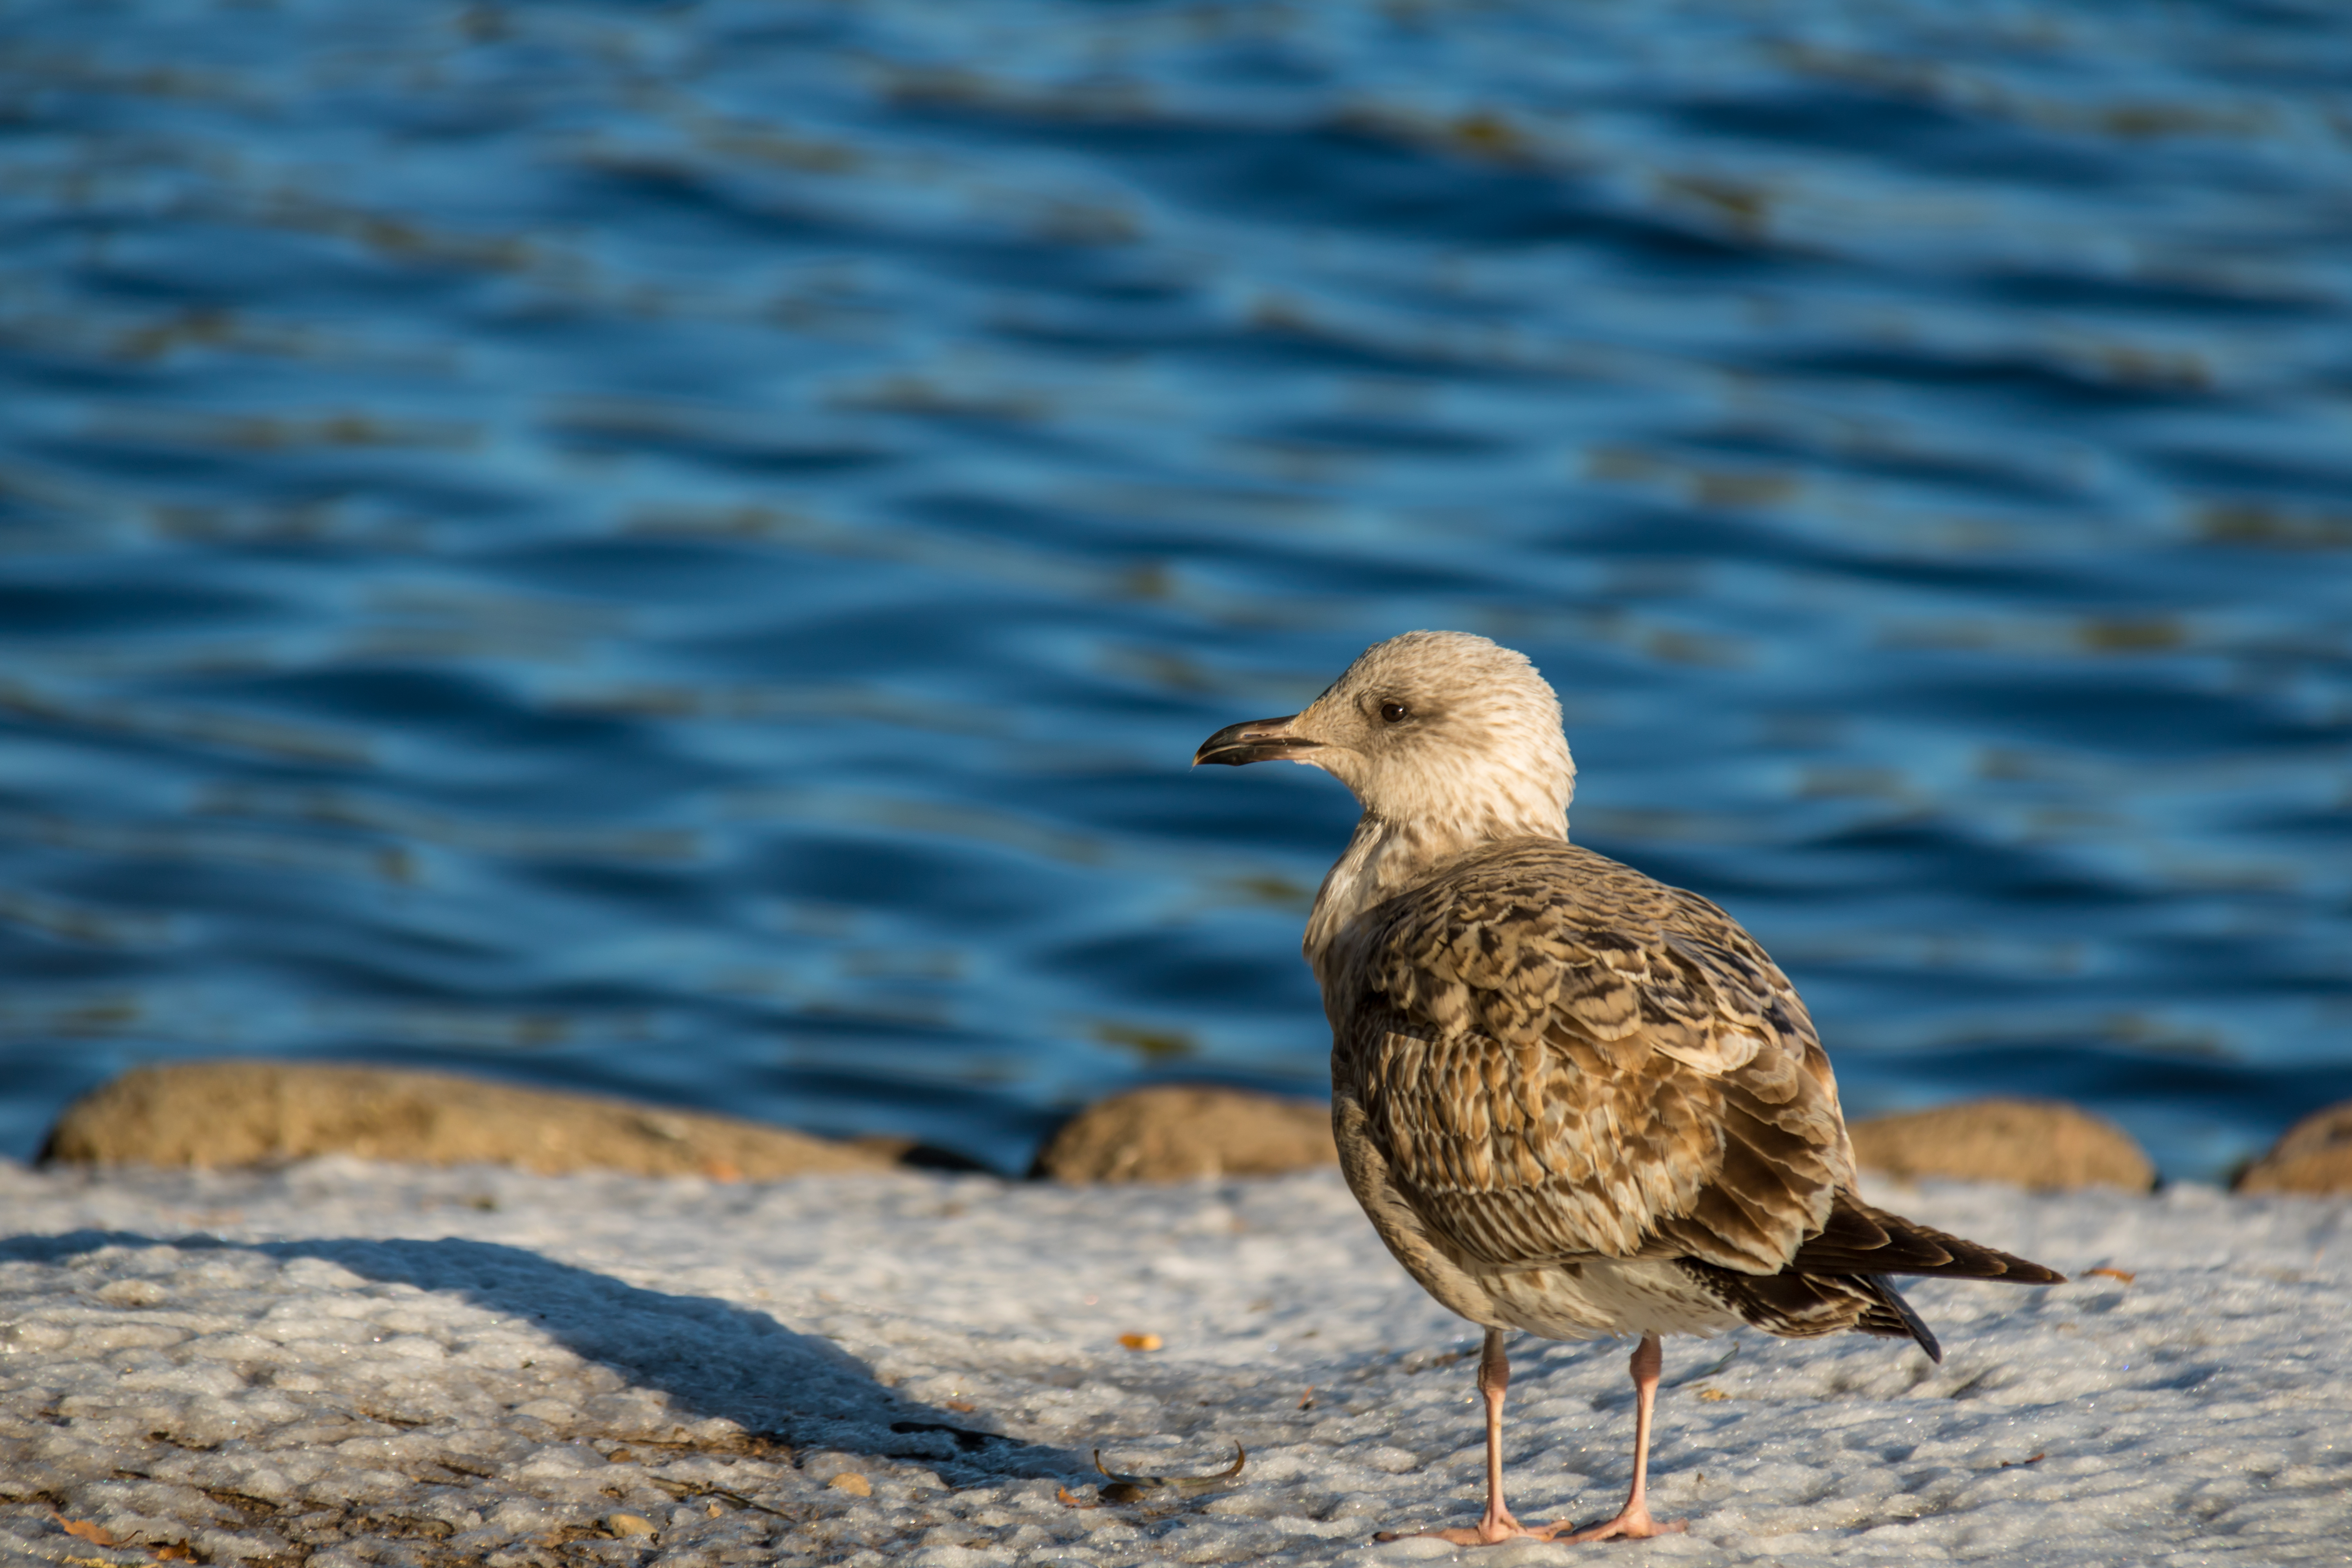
xmin=1859 ymin=1275 xmax=1942 ymax=1363
xmin=1678 ymin=1189 xmax=2057 ymax=1354
xmin=1792 ymin=1192 xmax=2063 ymax=1284
xmin=1678 ymin=1258 xmax=1941 ymax=1356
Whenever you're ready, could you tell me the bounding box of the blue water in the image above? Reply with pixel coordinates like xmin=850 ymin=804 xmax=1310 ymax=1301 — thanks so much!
xmin=3 ymin=0 xmax=2348 ymax=1181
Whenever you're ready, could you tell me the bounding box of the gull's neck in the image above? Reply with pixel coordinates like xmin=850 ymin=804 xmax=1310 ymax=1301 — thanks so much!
xmin=1302 ymin=804 xmax=1567 ymax=976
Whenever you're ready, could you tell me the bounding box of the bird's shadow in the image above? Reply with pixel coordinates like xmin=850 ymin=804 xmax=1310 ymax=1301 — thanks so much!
xmin=2 ymin=1229 xmax=1080 ymax=1482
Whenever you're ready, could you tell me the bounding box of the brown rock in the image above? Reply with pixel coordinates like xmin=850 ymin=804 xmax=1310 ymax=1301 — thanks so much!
xmin=2234 ymin=1101 xmax=2352 ymax=1195
xmin=40 ymin=1060 xmax=899 ymax=1178
xmin=1847 ymin=1097 xmax=2155 ymax=1192
xmin=1030 ymin=1085 xmax=1336 ymax=1183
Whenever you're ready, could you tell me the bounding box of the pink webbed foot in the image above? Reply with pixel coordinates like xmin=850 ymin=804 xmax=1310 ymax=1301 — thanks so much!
xmin=1550 ymin=1502 xmax=1689 ymax=1544
xmin=1421 ymin=1524 xmax=1530 ymax=1545
xmin=1395 ymin=1502 xmax=1687 ymax=1547
xmin=1373 ymin=1498 xmax=1536 ymax=1545
xmin=1416 ymin=1505 xmax=1536 ymax=1546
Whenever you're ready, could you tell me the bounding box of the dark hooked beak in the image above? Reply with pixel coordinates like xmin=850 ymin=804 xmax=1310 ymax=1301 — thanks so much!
xmin=1193 ymin=714 xmax=1321 ymax=767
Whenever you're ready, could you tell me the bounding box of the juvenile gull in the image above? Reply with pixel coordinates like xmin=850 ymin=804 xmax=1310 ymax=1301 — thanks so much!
xmin=1195 ymin=631 xmax=2061 ymax=1546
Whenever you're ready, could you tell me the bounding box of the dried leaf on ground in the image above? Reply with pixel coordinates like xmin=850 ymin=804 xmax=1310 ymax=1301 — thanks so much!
xmin=53 ymin=1517 xmax=122 ymax=1548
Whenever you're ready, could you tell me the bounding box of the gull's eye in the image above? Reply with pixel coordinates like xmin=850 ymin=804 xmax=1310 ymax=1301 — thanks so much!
xmin=1378 ymin=701 xmax=1410 ymax=724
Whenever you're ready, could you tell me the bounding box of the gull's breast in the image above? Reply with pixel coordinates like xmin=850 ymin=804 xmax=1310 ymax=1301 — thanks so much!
xmin=1481 ymin=1258 xmax=1745 ymax=1342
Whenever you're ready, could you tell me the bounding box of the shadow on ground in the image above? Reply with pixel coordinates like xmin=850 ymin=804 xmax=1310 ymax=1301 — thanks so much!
xmin=2 ymin=1229 xmax=1082 ymax=1481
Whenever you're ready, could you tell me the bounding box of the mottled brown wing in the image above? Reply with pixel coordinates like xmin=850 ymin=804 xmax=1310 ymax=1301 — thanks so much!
xmin=1337 ymin=838 xmax=1852 ymax=1275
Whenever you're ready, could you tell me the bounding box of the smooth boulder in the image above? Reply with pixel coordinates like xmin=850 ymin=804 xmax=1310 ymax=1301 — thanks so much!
xmin=2234 ymin=1101 xmax=2352 ymax=1195
xmin=41 ymin=1060 xmax=900 ymax=1179
xmin=1031 ymin=1085 xmax=1336 ymax=1182
xmin=1848 ymin=1096 xmax=2156 ymax=1192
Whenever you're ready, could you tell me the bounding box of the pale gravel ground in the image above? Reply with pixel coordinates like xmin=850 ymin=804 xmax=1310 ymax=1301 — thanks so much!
xmin=2 ymin=1157 xmax=2347 ymax=1568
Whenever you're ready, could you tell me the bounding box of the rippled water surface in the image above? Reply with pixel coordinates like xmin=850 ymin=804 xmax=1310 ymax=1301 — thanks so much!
xmin=4 ymin=0 xmax=2350 ymax=1179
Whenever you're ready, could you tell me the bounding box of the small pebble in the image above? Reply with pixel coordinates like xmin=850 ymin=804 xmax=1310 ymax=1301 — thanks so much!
xmin=604 ymin=1514 xmax=656 ymax=1538
xmin=829 ymin=1473 xmax=873 ymax=1497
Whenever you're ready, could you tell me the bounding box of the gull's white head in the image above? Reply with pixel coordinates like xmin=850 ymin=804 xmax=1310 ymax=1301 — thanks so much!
xmin=1195 ymin=630 xmax=1575 ymax=843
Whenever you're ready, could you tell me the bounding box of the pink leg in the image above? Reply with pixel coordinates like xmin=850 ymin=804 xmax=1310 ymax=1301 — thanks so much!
xmin=1418 ymin=1328 xmax=1535 ymax=1545
xmin=1555 ymin=1333 xmax=1688 ymax=1543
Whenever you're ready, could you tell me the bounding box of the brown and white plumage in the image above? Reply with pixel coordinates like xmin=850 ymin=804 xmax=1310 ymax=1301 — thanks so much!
xmin=1196 ymin=630 xmax=2059 ymax=1545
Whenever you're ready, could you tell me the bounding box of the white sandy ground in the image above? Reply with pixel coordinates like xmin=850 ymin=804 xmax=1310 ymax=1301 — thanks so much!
xmin=1 ymin=1159 xmax=2347 ymax=1568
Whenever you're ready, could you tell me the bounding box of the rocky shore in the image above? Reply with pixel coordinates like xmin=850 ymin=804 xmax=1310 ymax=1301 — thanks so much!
xmin=35 ymin=1060 xmax=2352 ymax=1195
xmin=2 ymin=1065 xmax=2347 ymax=1566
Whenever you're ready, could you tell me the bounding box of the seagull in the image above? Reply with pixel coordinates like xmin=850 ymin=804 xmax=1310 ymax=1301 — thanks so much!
xmin=1195 ymin=630 xmax=2060 ymax=1546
